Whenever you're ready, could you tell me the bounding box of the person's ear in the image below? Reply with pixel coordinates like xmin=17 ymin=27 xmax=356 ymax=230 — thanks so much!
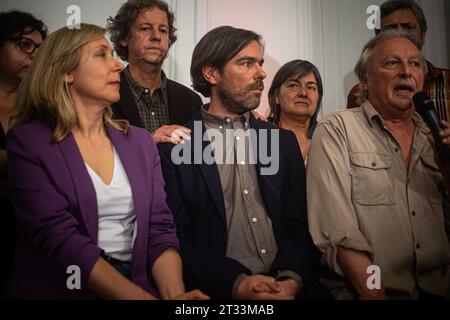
xmin=119 ymin=39 xmax=128 ymax=48
xmin=202 ymin=65 xmax=220 ymax=85
xmin=65 ymin=72 xmax=74 ymax=84
xmin=273 ymin=88 xmax=281 ymax=105
xmin=360 ymin=82 xmax=368 ymax=91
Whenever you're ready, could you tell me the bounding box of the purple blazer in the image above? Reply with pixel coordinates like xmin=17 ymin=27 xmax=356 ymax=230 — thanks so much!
xmin=2 ymin=122 xmax=179 ymax=299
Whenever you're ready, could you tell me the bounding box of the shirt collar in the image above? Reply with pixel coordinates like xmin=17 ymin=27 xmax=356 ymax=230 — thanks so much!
xmin=201 ymin=104 xmax=250 ymax=129
xmin=123 ymin=66 xmax=167 ymax=100
xmin=361 ymin=100 xmax=383 ymax=128
xmin=361 ymin=100 xmax=430 ymax=135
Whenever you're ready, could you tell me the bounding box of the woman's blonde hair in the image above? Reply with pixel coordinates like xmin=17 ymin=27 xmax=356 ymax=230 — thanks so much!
xmin=11 ymin=23 xmax=128 ymax=141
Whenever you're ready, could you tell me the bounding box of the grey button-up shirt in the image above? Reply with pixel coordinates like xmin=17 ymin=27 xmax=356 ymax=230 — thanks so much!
xmin=201 ymin=106 xmax=278 ymax=274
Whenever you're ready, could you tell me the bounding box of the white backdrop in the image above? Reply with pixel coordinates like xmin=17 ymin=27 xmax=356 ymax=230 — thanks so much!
xmin=1 ymin=0 xmax=449 ymax=118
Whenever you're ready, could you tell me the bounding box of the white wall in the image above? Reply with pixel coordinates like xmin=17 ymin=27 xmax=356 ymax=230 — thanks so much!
xmin=1 ymin=0 xmax=449 ymax=117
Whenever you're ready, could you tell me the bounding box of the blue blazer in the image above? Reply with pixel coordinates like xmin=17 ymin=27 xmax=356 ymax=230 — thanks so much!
xmin=3 ymin=122 xmax=179 ymax=299
xmin=158 ymin=113 xmax=320 ymax=299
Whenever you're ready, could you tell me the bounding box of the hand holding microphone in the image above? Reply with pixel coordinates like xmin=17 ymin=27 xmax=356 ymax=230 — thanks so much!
xmin=413 ymin=92 xmax=450 ymax=197
xmin=413 ymin=92 xmax=450 ymax=160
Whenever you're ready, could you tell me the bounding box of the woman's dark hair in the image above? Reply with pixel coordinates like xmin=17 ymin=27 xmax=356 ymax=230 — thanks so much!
xmin=268 ymin=60 xmax=323 ymax=138
xmin=0 ymin=10 xmax=47 ymax=48
xmin=190 ymin=26 xmax=263 ymax=98
xmin=107 ymin=0 xmax=177 ymax=62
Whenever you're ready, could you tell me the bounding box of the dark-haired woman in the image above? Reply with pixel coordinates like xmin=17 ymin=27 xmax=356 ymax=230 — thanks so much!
xmin=268 ymin=60 xmax=323 ymax=164
xmin=0 ymin=10 xmax=47 ymax=287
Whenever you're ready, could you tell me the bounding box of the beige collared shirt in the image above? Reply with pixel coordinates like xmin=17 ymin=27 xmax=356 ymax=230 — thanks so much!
xmin=307 ymin=100 xmax=450 ymax=299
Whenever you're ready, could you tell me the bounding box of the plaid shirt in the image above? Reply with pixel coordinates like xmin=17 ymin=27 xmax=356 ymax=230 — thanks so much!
xmin=123 ymin=66 xmax=170 ymax=133
xmin=424 ymin=61 xmax=450 ymax=122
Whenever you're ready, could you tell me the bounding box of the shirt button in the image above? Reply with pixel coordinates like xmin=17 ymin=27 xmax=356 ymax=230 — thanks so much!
xmin=240 ymin=161 xmax=245 ymax=165
xmin=225 ymin=118 xmax=231 ymax=123
xmin=261 ymin=249 xmax=266 ymax=254
xmin=219 ymin=126 xmax=223 ymax=130
xmin=411 ymin=211 xmax=416 ymax=216
xmin=236 ymin=136 xmax=240 ymax=141
xmin=371 ymin=162 xmax=377 ymax=167
xmin=151 ymin=112 xmax=155 ymax=116
xmin=416 ymin=243 xmax=421 ymax=249
xmin=144 ymin=89 xmax=149 ymax=94
xmin=252 ymin=217 xmax=258 ymax=223
xmin=244 ymin=189 xmax=249 ymax=195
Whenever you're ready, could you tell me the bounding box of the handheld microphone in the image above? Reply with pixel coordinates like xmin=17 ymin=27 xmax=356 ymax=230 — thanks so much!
xmin=413 ymin=92 xmax=450 ymax=160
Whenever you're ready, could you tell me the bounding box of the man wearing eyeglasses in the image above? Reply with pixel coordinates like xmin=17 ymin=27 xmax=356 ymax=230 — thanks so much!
xmin=107 ymin=0 xmax=202 ymax=144
xmin=0 ymin=10 xmax=47 ymax=288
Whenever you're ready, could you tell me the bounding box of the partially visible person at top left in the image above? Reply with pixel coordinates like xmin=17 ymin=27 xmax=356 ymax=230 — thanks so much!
xmin=0 ymin=10 xmax=47 ymax=289
xmin=2 ymin=23 xmax=208 ymax=300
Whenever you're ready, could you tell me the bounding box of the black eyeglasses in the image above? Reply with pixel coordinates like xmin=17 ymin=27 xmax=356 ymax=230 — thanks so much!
xmin=10 ymin=37 xmax=41 ymax=55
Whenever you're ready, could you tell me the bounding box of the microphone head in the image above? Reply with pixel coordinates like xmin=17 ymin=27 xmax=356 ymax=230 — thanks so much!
xmin=413 ymin=91 xmax=434 ymax=116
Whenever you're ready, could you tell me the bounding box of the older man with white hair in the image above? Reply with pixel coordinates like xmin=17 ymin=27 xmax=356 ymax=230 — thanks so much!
xmin=307 ymin=30 xmax=450 ymax=300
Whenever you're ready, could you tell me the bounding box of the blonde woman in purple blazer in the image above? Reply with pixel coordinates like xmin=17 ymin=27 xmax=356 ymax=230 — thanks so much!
xmin=2 ymin=23 xmax=208 ymax=300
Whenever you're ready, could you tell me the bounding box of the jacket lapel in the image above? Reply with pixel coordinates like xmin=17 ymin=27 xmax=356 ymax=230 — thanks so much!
xmin=249 ymin=117 xmax=279 ymax=220
xmin=188 ymin=114 xmax=227 ymax=226
xmin=167 ymin=80 xmax=181 ymax=124
xmin=58 ymin=134 xmax=99 ymax=243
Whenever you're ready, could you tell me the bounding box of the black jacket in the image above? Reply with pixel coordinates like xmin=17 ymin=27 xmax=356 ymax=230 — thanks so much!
xmin=112 ymin=72 xmax=202 ymax=127
xmin=158 ymin=113 xmax=320 ymax=299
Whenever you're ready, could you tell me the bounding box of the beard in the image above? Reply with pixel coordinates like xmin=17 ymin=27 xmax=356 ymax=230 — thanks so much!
xmin=217 ymin=79 xmax=264 ymax=115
